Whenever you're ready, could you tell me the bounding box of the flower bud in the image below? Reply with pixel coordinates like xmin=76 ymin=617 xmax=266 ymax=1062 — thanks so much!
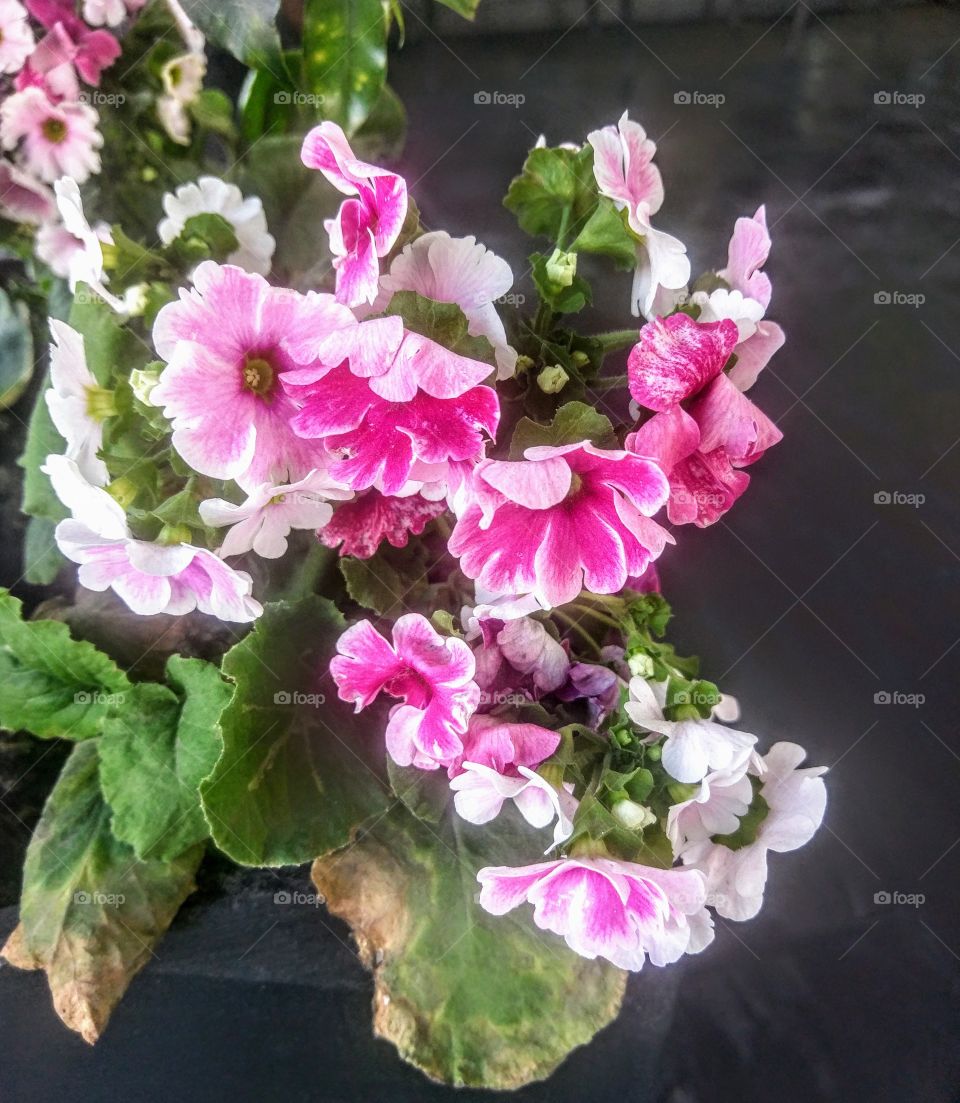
xmin=158 ymin=523 xmax=192 ymax=546
xmin=627 ymin=652 xmax=655 ymax=678
xmin=545 ymin=247 xmax=577 ymax=287
xmin=612 ymin=799 xmax=656 ymax=831
xmin=106 ymin=476 xmax=137 ymax=509
xmin=537 ymin=364 xmax=569 ymax=394
xmin=130 ymin=366 xmax=161 ymax=406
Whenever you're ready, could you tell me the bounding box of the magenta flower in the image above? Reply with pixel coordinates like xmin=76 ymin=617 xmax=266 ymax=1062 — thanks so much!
xmin=23 ymin=0 xmax=120 ymax=86
xmin=151 ymin=262 xmax=353 ymax=489
xmin=448 ymin=441 xmax=670 ymax=609
xmin=301 ymin=121 xmax=407 ymax=307
xmin=719 ymin=204 xmax=773 ymax=310
xmin=0 ymin=158 xmax=54 ymax=223
xmin=628 ymin=312 xmax=738 ymax=412
xmin=319 ymin=491 xmax=445 ymax=559
xmin=330 ymin=614 xmax=481 ymax=770
xmin=0 ymin=87 xmax=102 ymax=182
xmin=477 ymin=857 xmax=710 ymax=970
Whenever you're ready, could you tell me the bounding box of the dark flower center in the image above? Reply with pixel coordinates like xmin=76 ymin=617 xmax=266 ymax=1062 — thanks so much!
xmin=42 ymin=117 xmax=68 ymax=144
xmin=242 ymin=354 xmax=275 ymax=397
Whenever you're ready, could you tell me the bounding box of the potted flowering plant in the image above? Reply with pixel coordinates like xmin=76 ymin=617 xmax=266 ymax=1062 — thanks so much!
xmin=0 ymin=4 xmax=826 ymax=1089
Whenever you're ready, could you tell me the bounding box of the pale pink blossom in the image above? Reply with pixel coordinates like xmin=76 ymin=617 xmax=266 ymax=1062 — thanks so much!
xmin=0 ymin=158 xmax=54 ymax=222
xmin=628 ymin=312 xmax=738 ymax=413
xmin=83 ymin=0 xmax=145 ymax=28
xmin=625 ymin=676 xmax=756 ymax=784
xmin=477 ymin=857 xmax=709 ymax=970
xmin=0 ymin=87 xmax=102 ymax=183
xmin=0 ymin=0 xmax=34 ymax=75
xmin=377 ymin=230 xmax=518 ymax=379
xmin=151 ymin=262 xmax=349 ymax=489
xmin=22 ymin=0 xmax=120 ymax=85
xmin=448 ymin=441 xmax=671 ymax=609
xmin=682 ymin=742 xmax=827 ymax=920
xmin=43 ymin=455 xmax=262 ymax=621
xmin=318 ymin=491 xmax=445 ymax=559
xmin=588 ymin=111 xmax=690 ymax=317
xmin=301 ymin=121 xmax=407 ymax=307
xmin=44 ymin=319 xmax=108 ymax=485
xmin=156 ymin=51 xmax=205 ymax=146
xmin=473 ymin=616 xmax=570 ymax=703
xmin=666 ymin=766 xmax=755 ymax=858
xmin=330 ymin=614 xmax=481 ymax=770
xmin=199 ymin=469 xmax=352 ymax=559
xmin=719 ymin=205 xmax=773 ymax=310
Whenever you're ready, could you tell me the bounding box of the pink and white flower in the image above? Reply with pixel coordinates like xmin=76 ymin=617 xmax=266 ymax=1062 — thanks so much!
xmin=158 ymin=176 xmax=274 ymax=276
xmin=719 ymin=204 xmax=773 ymax=309
xmin=0 ymin=0 xmax=34 ymax=75
xmin=377 ymin=230 xmax=518 ymax=379
xmin=628 ymin=312 xmax=738 ymax=413
xmin=448 ymin=441 xmax=671 ymax=609
xmin=625 ymin=676 xmax=756 ymax=784
xmin=43 ymin=455 xmax=262 ymax=621
xmin=151 ymin=262 xmax=349 ymax=489
xmin=0 ymin=87 xmax=102 ymax=183
xmin=82 ymin=0 xmax=145 ymax=28
xmin=44 ymin=319 xmax=109 ymax=485
xmin=473 ymin=615 xmax=570 ymax=702
xmin=477 ymin=857 xmax=710 ymax=970
xmin=0 ymin=158 xmax=54 ymax=223
xmin=318 ymin=491 xmax=446 ymax=559
xmin=682 ymin=742 xmax=827 ymax=920
xmin=330 ymin=614 xmax=481 ymax=770
xmin=22 ymin=0 xmax=121 ymax=86
xmin=666 ymin=765 xmax=755 ymax=858
xmin=588 ymin=112 xmax=690 ymax=317
xmin=301 ymin=121 xmax=407 ymax=307
xmin=199 ymin=469 xmax=352 ymax=559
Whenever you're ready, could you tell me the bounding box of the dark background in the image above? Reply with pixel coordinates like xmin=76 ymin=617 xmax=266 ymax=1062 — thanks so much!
xmin=2 ymin=4 xmax=960 ymax=1100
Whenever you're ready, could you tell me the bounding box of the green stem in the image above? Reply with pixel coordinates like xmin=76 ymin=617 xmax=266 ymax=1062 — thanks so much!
xmin=552 ymin=609 xmax=602 ymax=656
xmin=589 ymin=373 xmax=628 ymax=392
xmin=570 ymin=602 xmax=622 ymax=631
xmin=592 ymin=329 xmax=639 ymax=352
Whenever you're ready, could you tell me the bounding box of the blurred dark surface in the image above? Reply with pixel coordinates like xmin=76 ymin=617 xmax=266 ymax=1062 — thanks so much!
xmin=2 ymin=6 xmax=960 ymax=1101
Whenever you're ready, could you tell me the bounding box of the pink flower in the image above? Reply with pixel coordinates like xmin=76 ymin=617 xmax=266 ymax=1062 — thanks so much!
xmin=301 ymin=121 xmax=407 ymax=307
xmin=23 ymin=0 xmax=120 ymax=86
xmin=330 ymin=614 xmax=481 ymax=770
xmin=587 ymin=111 xmax=690 ymax=317
xmin=0 ymin=0 xmax=34 ymax=75
xmin=0 ymin=158 xmax=54 ymax=222
xmin=473 ymin=616 xmax=570 ymax=703
xmin=43 ymin=455 xmax=262 ymax=621
xmin=719 ymin=205 xmax=773 ymax=310
xmin=628 ymin=312 xmax=738 ymax=412
xmin=448 ymin=441 xmax=671 ymax=609
xmin=477 ymin=857 xmax=709 ymax=970
xmin=0 ymin=86 xmax=102 ymax=182
xmin=377 ymin=230 xmax=517 ymax=379
xmin=83 ymin=0 xmax=145 ymax=28
xmin=151 ymin=262 xmax=351 ymax=489
xmin=319 ymin=490 xmax=445 ymax=559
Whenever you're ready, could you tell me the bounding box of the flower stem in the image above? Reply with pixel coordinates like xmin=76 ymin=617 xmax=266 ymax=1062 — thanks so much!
xmin=552 ymin=609 xmax=601 ymax=656
xmin=592 ymin=329 xmax=639 ymax=352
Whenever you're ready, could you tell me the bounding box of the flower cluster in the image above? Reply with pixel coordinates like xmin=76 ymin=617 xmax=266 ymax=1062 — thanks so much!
xmin=37 ymin=110 xmax=824 ymax=973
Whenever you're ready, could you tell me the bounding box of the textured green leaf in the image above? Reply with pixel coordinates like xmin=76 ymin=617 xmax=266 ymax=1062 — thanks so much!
xmin=313 ymin=805 xmax=626 ymax=1088
xmin=303 ymin=0 xmax=388 ymax=134
xmin=435 ymin=0 xmax=481 ymax=16
xmin=99 ymin=657 xmax=230 ymax=861
xmin=386 ymin=757 xmax=450 ymax=824
xmin=0 ymin=589 xmax=129 ymax=741
xmin=22 ymin=514 xmax=66 ymax=584
xmin=570 ymin=196 xmax=638 ymax=269
xmin=509 ymin=400 xmax=616 ymax=458
xmin=18 ymin=371 xmax=65 ymax=522
xmin=0 ymin=289 xmax=34 ymax=408
xmin=2 ymin=742 xmax=201 ymax=1043
xmin=199 ymin=597 xmax=390 ymax=866
xmin=351 ymin=83 xmax=407 ymax=163
xmin=180 ymin=0 xmax=282 ymax=70
xmin=504 ymin=145 xmax=598 ymax=243
xmin=385 ymin=290 xmax=497 ymax=368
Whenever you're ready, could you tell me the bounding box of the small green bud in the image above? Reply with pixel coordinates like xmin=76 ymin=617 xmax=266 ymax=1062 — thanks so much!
xmin=628 ymin=653 xmax=655 ymax=679
xmin=141 ymin=165 xmax=158 ymax=183
xmin=611 ymin=799 xmax=656 ymax=831
xmin=130 ymin=366 xmax=161 ymax=406
xmin=646 ymin=744 xmax=661 ymax=762
xmin=667 ymin=781 xmax=700 ymax=803
xmin=515 ymin=354 xmax=535 ymax=374
xmin=537 ymin=364 xmax=569 ymax=394
xmin=106 ymin=476 xmax=138 ymax=510
xmin=430 ymin=610 xmax=458 ymax=636
xmin=158 ymin=523 xmax=192 ymax=545
xmin=545 ymin=247 xmax=577 ymax=288
xmin=571 ymin=350 xmax=591 ymax=367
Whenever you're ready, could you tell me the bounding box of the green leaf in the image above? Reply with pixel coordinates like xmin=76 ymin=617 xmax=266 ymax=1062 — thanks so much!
xmin=340 ymin=550 xmax=425 ymax=618
xmin=180 ymin=0 xmax=283 ymax=71
xmin=199 ymin=597 xmax=390 ymax=866
xmin=570 ymin=197 xmax=638 ymax=270
xmin=530 ymin=251 xmax=592 ymax=314
xmin=189 ymin=88 xmax=236 ymax=139
xmin=0 ymin=589 xmax=129 ymax=741
xmin=312 ymin=805 xmax=626 ymax=1089
xmin=99 ymin=657 xmax=230 ymax=861
xmin=351 ymin=83 xmax=407 ymax=163
xmin=1 ymin=742 xmax=201 ymax=1043
xmin=166 ymin=212 xmax=241 ymax=269
xmin=386 ymin=757 xmax=450 ymax=824
xmin=0 ymin=289 xmax=34 ymax=408
xmin=385 ymin=290 xmax=497 ymax=367
xmin=509 ymin=400 xmax=616 ymax=458
xmin=503 ymin=145 xmax=598 ymax=243
xmin=21 ymin=515 xmax=66 ymax=584
xmin=435 ymin=0 xmax=481 ymax=16
xmin=18 ymin=373 xmax=65 ymax=522
xmin=303 ymin=0 xmax=388 ymax=134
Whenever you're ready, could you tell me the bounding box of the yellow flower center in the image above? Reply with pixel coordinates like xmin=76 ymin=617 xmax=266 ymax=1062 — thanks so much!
xmin=42 ymin=117 xmax=68 ymax=144
xmin=242 ymin=355 xmax=275 ymax=397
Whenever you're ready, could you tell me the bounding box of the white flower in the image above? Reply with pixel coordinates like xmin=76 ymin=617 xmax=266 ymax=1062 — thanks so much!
xmin=157 ymin=51 xmax=206 ymax=146
xmin=83 ymin=0 xmax=145 ymax=27
xmin=157 ymin=176 xmax=275 ymax=276
xmin=691 ymin=287 xmax=765 ymax=343
xmin=377 ymin=230 xmax=517 ymax=379
xmin=666 ymin=765 xmax=755 ymax=858
xmin=682 ymin=742 xmax=827 ymax=921
xmin=199 ymin=470 xmax=353 ymax=559
xmin=631 ymin=224 xmax=690 ymax=320
xmin=625 ymin=676 xmax=757 ymax=784
xmin=44 ymin=320 xmax=110 ymax=486
xmin=450 ymin=765 xmax=576 ymax=850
